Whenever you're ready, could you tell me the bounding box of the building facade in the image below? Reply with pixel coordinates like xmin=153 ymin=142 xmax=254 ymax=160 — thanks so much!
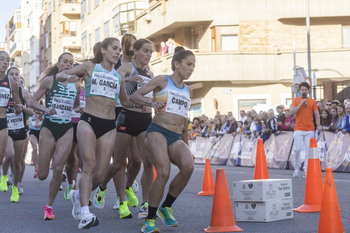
xmin=80 ymin=0 xmax=147 ymax=57
xmin=40 ymin=0 xmax=81 ymax=70
xmin=136 ymin=0 xmax=350 ymax=119
xmin=6 ymin=9 xmax=22 ymax=74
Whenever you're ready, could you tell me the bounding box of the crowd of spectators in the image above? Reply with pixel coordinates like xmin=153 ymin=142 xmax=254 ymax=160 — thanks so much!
xmin=188 ymin=98 xmax=350 ymax=142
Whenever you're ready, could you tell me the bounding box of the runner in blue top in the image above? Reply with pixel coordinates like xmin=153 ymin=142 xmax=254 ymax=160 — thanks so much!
xmin=0 ymin=51 xmax=21 ymax=193
xmin=130 ymin=49 xmax=195 ymax=233
xmin=56 ymin=37 xmax=139 ymax=229
xmin=30 ymin=52 xmax=81 ymax=221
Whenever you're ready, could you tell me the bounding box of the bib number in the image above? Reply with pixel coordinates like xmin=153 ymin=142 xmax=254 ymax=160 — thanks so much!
xmin=7 ymin=113 xmax=24 ymax=130
xmin=165 ymin=90 xmax=191 ymax=118
xmin=90 ymin=72 xmax=120 ymax=99
xmin=0 ymin=87 xmax=10 ymax=107
xmin=51 ymin=97 xmax=74 ymax=119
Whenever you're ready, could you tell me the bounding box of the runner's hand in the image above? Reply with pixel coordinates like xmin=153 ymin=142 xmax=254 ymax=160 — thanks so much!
xmin=67 ymin=75 xmax=80 ymax=83
xmin=47 ymin=108 xmax=57 ymax=115
xmin=151 ymin=101 xmax=165 ymax=109
xmin=126 ymin=75 xmax=144 ymax=83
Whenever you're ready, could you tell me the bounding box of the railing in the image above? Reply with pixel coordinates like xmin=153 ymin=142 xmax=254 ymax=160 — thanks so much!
xmin=10 ymin=43 xmax=17 ymax=54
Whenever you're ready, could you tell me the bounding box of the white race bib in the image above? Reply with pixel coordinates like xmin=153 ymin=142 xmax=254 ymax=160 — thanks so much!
xmin=51 ymin=97 xmax=74 ymax=119
xmin=90 ymin=72 xmax=120 ymax=99
xmin=165 ymin=90 xmax=191 ymax=118
xmin=137 ymin=76 xmax=153 ymax=99
xmin=7 ymin=113 xmax=24 ymax=130
xmin=0 ymin=87 xmax=10 ymax=107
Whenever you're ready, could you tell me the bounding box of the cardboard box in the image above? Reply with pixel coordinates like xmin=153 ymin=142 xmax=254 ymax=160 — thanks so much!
xmin=233 ymin=179 xmax=292 ymax=202
xmin=235 ymin=199 xmax=293 ymax=222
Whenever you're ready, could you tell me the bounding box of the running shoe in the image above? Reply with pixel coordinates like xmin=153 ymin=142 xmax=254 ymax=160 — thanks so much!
xmin=125 ymin=187 xmax=139 ymax=207
xmin=132 ymin=180 xmax=139 ymax=193
xmin=10 ymin=185 xmax=19 ymax=203
xmin=93 ymin=186 xmax=106 ymax=209
xmin=293 ymin=169 xmax=300 ymax=178
xmin=113 ymin=196 xmax=120 ymax=210
xmin=44 ymin=206 xmax=55 ymax=220
xmin=157 ymin=206 xmax=178 ymax=227
xmin=59 ymin=184 xmax=63 ymax=191
xmin=18 ymin=183 xmax=24 ymax=195
xmin=119 ymin=201 xmax=132 ymax=219
xmin=78 ymin=212 xmax=99 ymax=229
xmin=64 ymin=180 xmax=75 ymax=201
xmin=69 ymin=190 xmax=82 ymax=221
xmin=0 ymin=175 xmax=8 ymax=192
xmin=302 ymin=170 xmax=307 ymax=178
xmin=141 ymin=219 xmax=159 ymax=233
xmin=138 ymin=202 xmax=149 ymax=219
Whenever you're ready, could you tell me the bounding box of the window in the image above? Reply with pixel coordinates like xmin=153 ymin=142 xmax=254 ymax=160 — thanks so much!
xmin=81 ymin=0 xmax=86 ymax=20
xmin=95 ymin=0 xmax=100 ymax=6
xmin=95 ymin=27 xmax=100 ymax=42
xmin=238 ymin=99 xmax=266 ymax=113
xmin=221 ymin=35 xmax=238 ymax=51
xmin=343 ymin=27 xmax=350 ymax=48
xmin=104 ymin=20 xmax=110 ymax=37
xmin=48 ymin=2 xmax=52 ymax=14
xmin=60 ymin=21 xmax=77 ymax=36
xmin=89 ymin=33 xmax=92 ymax=49
xmin=88 ymin=0 xmax=91 ymax=12
xmin=82 ymin=32 xmax=87 ymax=52
xmin=45 ymin=32 xmax=49 ymax=49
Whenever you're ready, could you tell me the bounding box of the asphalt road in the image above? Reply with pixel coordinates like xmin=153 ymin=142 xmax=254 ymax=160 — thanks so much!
xmin=0 ymin=164 xmax=349 ymax=233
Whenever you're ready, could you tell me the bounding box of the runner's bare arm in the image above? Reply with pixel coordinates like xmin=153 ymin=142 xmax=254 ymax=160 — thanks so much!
xmin=56 ymin=61 xmax=93 ymax=83
xmin=10 ymin=78 xmax=21 ymax=114
xmin=73 ymin=84 xmax=81 ymax=113
xmin=118 ymin=71 xmax=139 ymax=108
xmin=21 ymin=88 xmax=34 ymax=117
xmin=29 ymin=76 xmax=56 ymax=115
xmin=129 ymin=75 xmax=166 ymax=109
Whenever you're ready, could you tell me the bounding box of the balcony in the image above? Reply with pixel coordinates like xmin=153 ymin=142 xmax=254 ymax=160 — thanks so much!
xmin=62 ymin=36 xmax=81 ymax=49
xmin=150 ymin=49 xmax=350 ymax=84
xmin=136 ymin=0 xmax=238 ymax=39
xmin=9 ymin=42 xmax=22 ymax=59
xmin=62 ymin=3 xmax=80 ymax=17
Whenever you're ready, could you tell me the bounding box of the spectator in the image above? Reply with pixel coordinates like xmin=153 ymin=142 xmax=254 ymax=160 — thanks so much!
xmin=227 ymin=111 xmax=233 ymax=118
xmin=254 ymin=117 xmax=263 ymax=137
xmin=236 ymin=121 xmax=244 ymax=134
xmin=341 ymin=103 xmax=350 ymax=134
xmin=344 ymin=98 xmax=350 ymax=105
xmin=325 ymin=101 xmax=332 ymax=110
xmin=219 ymin=115 xmax=229 ymax=134
xmin=248 ymin=115 xmax=256 ymax=133
xmin=319 ymin=109 xmax=331 ymax=131
xmin=331 ymin=100 xmax=340 ymax=109
xmin=250 ymin=109 xmax=258 ymax=119
xmin=166 ymin=38 xmax=176 ymax=55
xmin=336 ymin=104 xmax=346 ymax=132
xmin=261 ymin=121 xmax=270 ymax=142
xmin=187 ymin=118 xmax=193 ymax=131
xmin=266 ymin=109 xmax=278 ymax=133
xmin=280 ymin=109 xmax=295 ymax=131
xmin=201 ymin=120 xmax=211 ymax=137
xmin=159 ymin=41 xmax=168 ymax=56
xmin=243 ymin=121 xmax=251 ymax=135
xmin=276 ymin=105 xmax=286 ymax=130
xmin=260 ymin=111 xmax=268 ymax=123
xmin=289 ymin=82 xmax=320 ymax=178
xmin=328 ymin=108 xmax=339 ymax=132
xmin=227 ymin=117 xmax=238 ymax=134
xmin=210 ymin=118 xmax=222 ymax=136
xmin=215 ymin=110 xmax=221 ymax=119
xmin=239 ymin=110 xmax=247 ymax=123
xmin=293 ymin=83 xmax=301 ymax=98
xmin=317 ymin=101 xmax=325 ymax=113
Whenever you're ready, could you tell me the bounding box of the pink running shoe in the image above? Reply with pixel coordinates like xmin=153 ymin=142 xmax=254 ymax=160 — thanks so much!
xmin=33 ymin=169 xmax=38 ymax=179
xmin=44 ymin=206 xmax=55 ymax=220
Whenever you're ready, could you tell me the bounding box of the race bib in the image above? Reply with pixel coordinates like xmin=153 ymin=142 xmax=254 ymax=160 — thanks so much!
xmin=137 ymin=76 xmax=153 ymax=98
xmin=7 ymin=113 xmax=24 ymax=130
xmin=165 ymin=90 xmax=191 ymax=118
xmin=0 ymin=87 xmax=10 ymax=107
xmin=51 ymin=97 xmax=74 ymax=119
xmin=90 ymin=72 xmax=120 ymax=99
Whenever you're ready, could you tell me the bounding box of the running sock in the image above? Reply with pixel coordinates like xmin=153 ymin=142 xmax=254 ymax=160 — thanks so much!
xmin=75 ymin=189 xmax=80 ymax=200
xmin=45 ymin=205 xmax=52 ymax=209
xmin=146 ymin=206 xmax=158 ymax=220
xmin=81 ymin=206 xmax=90 ymax=214
xmin=161 ymin=193 xmax=177 ymax=208
xmin=99 ymin=186 xmax=106 ymax=191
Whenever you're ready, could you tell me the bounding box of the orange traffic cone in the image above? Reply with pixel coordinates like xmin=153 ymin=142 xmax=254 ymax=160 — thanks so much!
xmin=318 ymin=167 xmax=344 ymax=233
xmin=153 ymin=166 xmax=157 ymax=181
xmin=198 ymin=159 xmax=215 ymax=196
xmin=254 ymin=139 xmax=269 ymax=179
xmin=294 ymin=138 xmax=323 ymax=213
xmin=204 ymin=169 xmax=243 ymax=232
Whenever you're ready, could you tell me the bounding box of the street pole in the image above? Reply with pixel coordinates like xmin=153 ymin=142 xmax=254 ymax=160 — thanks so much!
xmin=306 ymin=0 xmax=314 ymax=98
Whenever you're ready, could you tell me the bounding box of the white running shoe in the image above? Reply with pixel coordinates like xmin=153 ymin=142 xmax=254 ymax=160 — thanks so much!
xmin=113 ymin=197 xmax=120 ymax=210
xmin=132 ymin=180 xmax=139 ymax=193
xmin=7 ymin=171 xmax=14 ymax=186
xmin=70 ymin=190 xmax=82 ymax=221
xmin=78 ymin=212 xmax=99 ymax=229
xmin=302 ymin=170 xmax=307 ymax=178
xmin=18 ymin=183 xmax=24 ymax=195
xmin=293 ymin=169 xmax=300 ymax=178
